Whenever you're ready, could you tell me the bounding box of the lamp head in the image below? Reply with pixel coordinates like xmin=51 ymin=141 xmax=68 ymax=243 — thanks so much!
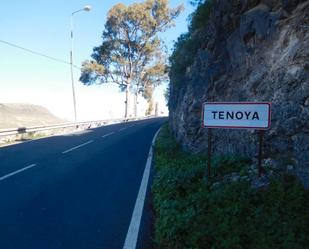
xmin=84 ymin=5 xmax=91 ymax=11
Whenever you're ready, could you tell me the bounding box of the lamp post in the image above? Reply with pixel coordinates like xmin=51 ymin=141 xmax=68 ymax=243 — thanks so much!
xmin=70 ymin=5 xmax=91 ymax=122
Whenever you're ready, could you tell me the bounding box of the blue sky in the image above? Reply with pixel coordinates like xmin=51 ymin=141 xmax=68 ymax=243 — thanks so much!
xmin=0 ymin=0 xmax=195 ymax=121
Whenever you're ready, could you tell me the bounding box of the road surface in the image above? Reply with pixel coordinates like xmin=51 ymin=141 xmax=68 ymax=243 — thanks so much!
xmin=0 ymin=118 xmax=166 ymax=249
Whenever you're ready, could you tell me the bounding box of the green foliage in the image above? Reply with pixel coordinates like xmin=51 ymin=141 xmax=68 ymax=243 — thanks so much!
xmin=80 ymin=60 xmax=105 ymax=85
xmin=169 ymin=33 xmax=201 ymax=86
xmin=169 ymin=0 xmax=214 ymax=87
xmin=188 ymin=0 xmax=214 ymax=32
xmin=212 ymin=155 xmax=252 ymax=178
xmin=152 ymin=124 xmax=309 ymax=249
xmin=189 ymin=0 xmax=204 ymax=6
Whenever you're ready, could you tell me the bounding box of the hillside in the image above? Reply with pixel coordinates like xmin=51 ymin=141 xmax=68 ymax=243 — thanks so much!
xmin=0 ymin=103 xmax=65 ymax=129
xmin=168 ymin=0 xmax=309 ymax=186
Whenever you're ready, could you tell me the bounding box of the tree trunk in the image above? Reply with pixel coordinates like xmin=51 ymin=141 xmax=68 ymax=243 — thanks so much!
xmin=146 ymin=98 xmax=154 ymax=116
xmin=125 ymin=84 xmax=130 ymax=119
xmin=155 ymin=102 xmax=158 ymax=116
xmin=134 ymin=92 xmax=138 ymax=117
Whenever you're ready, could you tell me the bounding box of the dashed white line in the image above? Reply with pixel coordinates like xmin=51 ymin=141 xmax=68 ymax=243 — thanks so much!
xmin=119 ymin=127 xmax=127 ymax=131
xmin=0 ymin=164 xmax=37 ymax=182
xmin=102 ymin=132 xmax=114 ymax=138
xmin=122 ymin=128 xmax=161 ymax=249
xmin=62 ymin=140 xmax=94 ymax=154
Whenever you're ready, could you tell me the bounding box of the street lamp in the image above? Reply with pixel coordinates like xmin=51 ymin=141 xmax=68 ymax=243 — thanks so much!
xmin=70 ymin=5 xmax=91 ymax=122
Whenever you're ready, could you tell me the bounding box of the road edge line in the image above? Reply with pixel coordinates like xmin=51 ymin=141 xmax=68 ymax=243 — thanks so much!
xmin=122 ymin=127 xmax=161 ymax=249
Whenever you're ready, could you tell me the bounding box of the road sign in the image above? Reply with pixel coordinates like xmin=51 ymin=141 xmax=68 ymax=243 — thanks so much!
xmin=203 ymin=102 xmax=271 ymax=130
xmin=202 ymin=102 xmax=272 ymax=179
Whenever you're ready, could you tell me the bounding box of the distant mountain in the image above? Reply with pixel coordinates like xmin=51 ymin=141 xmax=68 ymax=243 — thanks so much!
xmin=0 ymin=103 xmax=66 ymax=129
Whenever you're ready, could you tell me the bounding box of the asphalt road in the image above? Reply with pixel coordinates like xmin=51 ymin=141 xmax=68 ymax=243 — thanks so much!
xmin=0 ymin=117 xmax=166 ymax=249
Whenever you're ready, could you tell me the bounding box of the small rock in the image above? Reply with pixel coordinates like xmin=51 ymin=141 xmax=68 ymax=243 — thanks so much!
xmin=231 ymin=174 xmax=241 ymax=182
xmin=286 ymin=164 xmax=294 ymax=172
xmin=251 ymin=175 xmax=270 ymax=189
xmin=240 ymin=176 xmax=250 ymax=181
xmin=210 ymin=182 xmax=221 ymax=190
xmin=263 ymin=158 xmax=280 ymax=170
xmin=223 ymin=172 xmax=242 ymax=183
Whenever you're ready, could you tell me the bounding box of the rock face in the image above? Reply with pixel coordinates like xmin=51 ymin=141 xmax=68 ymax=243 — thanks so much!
xmin=169 ymin=0 xmax=309 ymax=186
xmin=0 ymin=103 xmax=65 ymax=129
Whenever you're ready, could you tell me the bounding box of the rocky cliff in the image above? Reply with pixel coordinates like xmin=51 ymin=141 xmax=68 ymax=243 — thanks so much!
xmin=169 ymin=0 xmax=309 ymax=186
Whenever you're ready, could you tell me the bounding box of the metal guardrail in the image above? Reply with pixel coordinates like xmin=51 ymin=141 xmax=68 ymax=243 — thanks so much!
xmin=0 ymin=116 xmax=151 ymax=138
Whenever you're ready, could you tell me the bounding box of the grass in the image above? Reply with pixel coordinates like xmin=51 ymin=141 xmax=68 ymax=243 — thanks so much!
xmin=18 ymin=133 xmax=47 ymax=141
xmin=0 ymin=132 xmax=53 ymax=147
xmin=152 ymin=124 xmax=309 ymax=249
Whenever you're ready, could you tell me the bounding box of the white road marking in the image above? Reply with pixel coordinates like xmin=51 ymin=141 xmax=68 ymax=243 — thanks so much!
xmin=62 ymin=140 xmax=94 ymax=154
xmin=123 ymin=128 xmax=161 ymax=249
xmin=0 ymin=164 xmax=37 ymax=182
xmin=102 ymin=132 xmax=114 ymax=138
xmin=119 ymin=127 xmax=126 ymax=131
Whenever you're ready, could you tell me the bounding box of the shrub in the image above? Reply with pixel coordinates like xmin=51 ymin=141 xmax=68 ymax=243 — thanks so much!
xmin=169 ymin=0 xmax=215 ymax=87
xmin=152 ymin=124 xmax=309 ymax=249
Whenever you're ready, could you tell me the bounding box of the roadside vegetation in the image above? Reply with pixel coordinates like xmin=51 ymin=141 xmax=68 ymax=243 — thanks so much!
xmin=152 ymin=124 xmax=309 ymax=249
xmin=169 ymin=0 xmax=214 ymax=87
xmin=0 ymin=133 xmax=47 ymax=147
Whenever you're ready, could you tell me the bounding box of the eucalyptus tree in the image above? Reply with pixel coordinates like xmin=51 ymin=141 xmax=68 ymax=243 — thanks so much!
xmin=80 ymin=0 xmax=183 ymax=117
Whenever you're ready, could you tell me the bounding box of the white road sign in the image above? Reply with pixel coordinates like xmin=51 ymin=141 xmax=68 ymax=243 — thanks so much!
xmin=203 ymin=102 xmax=271 ymax=129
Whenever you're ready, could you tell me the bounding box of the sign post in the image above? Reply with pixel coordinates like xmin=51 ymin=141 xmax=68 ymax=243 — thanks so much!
xmin=203 ymin=102 xmax=271 ymax=179
xmin=258 ymin=130 xmax=265 ymax=177
xmin=207 ymin=128 xmax=212 ymax=180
